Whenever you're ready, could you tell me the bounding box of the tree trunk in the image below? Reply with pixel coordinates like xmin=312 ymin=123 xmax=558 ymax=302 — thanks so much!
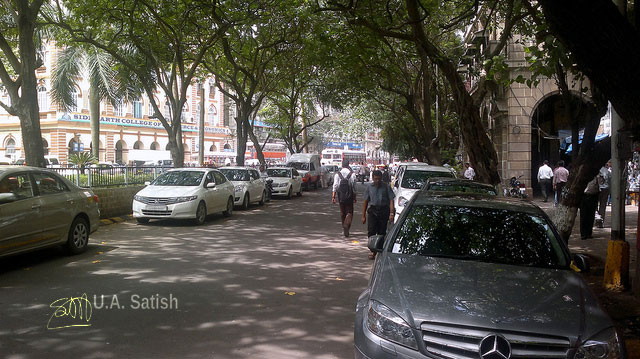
xmin=538 ymin=0 xmax=640 ymax=138
xmin=235 ymin=103 xmax=250 ymax=166
xmin=246 ymin=118 xmax=266 ymax=166
xmin=16 ymin=0 xmax=45 ymax=168
xmin=89 ymin=86 xmax=100 ymax=159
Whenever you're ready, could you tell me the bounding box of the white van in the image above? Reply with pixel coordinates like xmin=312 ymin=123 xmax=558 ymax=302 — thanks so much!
xmin=286 ymin=153 xmax=321 ymax=189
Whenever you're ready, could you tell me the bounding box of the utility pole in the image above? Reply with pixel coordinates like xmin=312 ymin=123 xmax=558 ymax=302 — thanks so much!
xmin=603 ymin=0 xmax=631 ymax=290
xmin=198 ymin=84 xmax=205 ymax=167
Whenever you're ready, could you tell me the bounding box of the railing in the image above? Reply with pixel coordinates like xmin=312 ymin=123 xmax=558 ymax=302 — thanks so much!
xmin=49 ymin=166 xmax=171 ymax=188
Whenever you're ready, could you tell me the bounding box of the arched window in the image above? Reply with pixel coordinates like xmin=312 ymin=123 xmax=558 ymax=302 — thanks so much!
xmin=183 ymin=143 xmax=190 ymax=152
xmin=5 ymin=138 xmax=16 ymax=155
xmin=209 ymin=79 xmax=216 ymax=97
xmin=70 ymin=87 xmax=79 ymax=112
xmin=208 ymin=105 xmax=217 ymax=126
xmin=224 ymin=143 xmax=231 ymax=150
xmin=133 ymin=141 xmax=144 ymax=149
xmin=38 ymin=86 xmax=48 ymax=111
xmin=133 ymin=99 xmax=143 ymax=118
xmin=114 ymin=99 xmax=124 ymax=117
xmin=42 ymin=138 xmax=49 ymax=155
xmin=210 ymin=144 xmax=217 ymax=152
xmin=150 ymin=142 xmax=160 ymax=150
xmin=68 ymin=138 xmax=83 ymax=154
xmin=115 ymin=140 xmax=127 ymax=164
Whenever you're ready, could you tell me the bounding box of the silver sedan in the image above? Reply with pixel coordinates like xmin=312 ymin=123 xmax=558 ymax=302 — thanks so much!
xmin=0 ymin=166 xmax=100 ymax=257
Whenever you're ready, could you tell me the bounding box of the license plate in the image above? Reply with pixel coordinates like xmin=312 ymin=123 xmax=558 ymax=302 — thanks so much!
xmin=147 ymin=205 xmax=168 ymax=211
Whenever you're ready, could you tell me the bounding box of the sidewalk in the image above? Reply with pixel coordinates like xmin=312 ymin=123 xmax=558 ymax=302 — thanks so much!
xmin=538 ymin=199 xmax=640 ymax=356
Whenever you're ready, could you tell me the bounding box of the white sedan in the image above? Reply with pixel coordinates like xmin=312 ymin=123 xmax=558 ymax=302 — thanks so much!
xmin=266 ymin=167 xmax=303 ymax=198
xmin=132 ymin=168 xmax=235 ymax=225
xmin=219 ymin=167 xmax=266 ymax=209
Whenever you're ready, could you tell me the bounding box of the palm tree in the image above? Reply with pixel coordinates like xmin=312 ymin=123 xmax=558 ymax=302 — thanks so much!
xmin=51 ymin=45 xmax=140 ymax=160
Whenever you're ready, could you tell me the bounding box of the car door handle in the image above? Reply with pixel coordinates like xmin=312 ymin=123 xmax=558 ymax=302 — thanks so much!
xmin=31 ymin=204 xmax=41 ymax=210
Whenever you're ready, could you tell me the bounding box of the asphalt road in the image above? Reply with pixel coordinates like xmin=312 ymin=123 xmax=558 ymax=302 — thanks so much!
xmin=0 ymin=184 xmax=374 ymax=359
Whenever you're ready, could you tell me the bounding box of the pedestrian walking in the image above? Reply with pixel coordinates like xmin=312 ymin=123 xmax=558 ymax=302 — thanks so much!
xmin=537 ymin=160 xmax=553 ymax=202
xmin=358 ymin=162 xmax=366 ymax=184
xmin=381 ymin=165 xmax=391 ymax=184
xmin=580 ymin=177 xmax=600 ymax=240
xmin=463 ymin=163 xmax=475 ymax=180
xmin=553 ymin=160 xmax=569 ymax=206
xmin=362 ymin=170 xmax=395 ymax=260
xmin=597 ymin=161 xmax=612 ymax=227
xmin=332 ymin=160 xmax=356 ymax=237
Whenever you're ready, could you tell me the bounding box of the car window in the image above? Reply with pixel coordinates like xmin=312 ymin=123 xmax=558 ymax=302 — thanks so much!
xmin=251 ymin=170 xmax=260 ymax=180
xmin=213 ymin=171 xmax=227 ymax=184
xmin=310 ymin=163 xmax=315 ymax=171
xmin=286 ymin=162 xmax=309 ymax=171
xmin=401 ymin=170 xmax=454 ymax=189
xmin=292 ymin=169 xmax=299 ymax=177
xmin=220 ymin=169 xmax=250 ymax=181
xmin=204 ymin=171 xmax=215 ymax=185
xmin=33 ymin=172 xmax=68 ymax=195
xmin=0 ymin=173 xmax=34 ymax=203
xmin=391 ymin=204 xmax=568 ymax=268
xmin=151 ymin=171 xmax=204 ymax=186
xmin=267 ymin=169 xmax=291 ymax=178
xmin=428 ymin=183 xmax=497 ymax=195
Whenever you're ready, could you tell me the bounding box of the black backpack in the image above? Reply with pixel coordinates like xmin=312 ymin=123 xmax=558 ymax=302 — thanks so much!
xmin=337 ymin=170 xmax=354 ymax=203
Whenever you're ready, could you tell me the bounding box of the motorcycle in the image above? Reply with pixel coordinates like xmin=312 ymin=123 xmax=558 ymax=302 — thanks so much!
xmin=507 ymin=175 xmax=528 ymax=199
xmin=265 ymin=178 xmax=274 ymax=202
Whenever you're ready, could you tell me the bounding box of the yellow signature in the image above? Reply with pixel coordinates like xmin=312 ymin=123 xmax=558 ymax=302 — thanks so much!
xmin=47 ymin=293 xmax=93 ymax=330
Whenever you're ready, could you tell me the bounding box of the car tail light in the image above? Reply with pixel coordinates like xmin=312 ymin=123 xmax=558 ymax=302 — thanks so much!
xmin=93 ymin=195 xmax=99 ymax=203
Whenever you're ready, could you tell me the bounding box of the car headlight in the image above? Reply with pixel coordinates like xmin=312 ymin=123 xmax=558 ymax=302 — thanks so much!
xmin=366 ymin=300 xmax=418 ymax=350
xmin=398 ymin=196 xmax=409 ymax=208
xmin=134 ymin=195 xmax=146 ymax=202
xmin=279 ymin=183 xmax=288 ymax=187
xmin=234 ymin=185 xmax=245 ymax=192
xmin=174 ymin=195 xmax=197 ymax=203
xmin=575 ymin=328 xmax=623 ymax=359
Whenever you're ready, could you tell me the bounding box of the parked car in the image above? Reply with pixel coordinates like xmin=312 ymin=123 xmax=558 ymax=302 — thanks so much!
xmin=322 ymin=164 xmax=339 ymax=185
xmin=392 ymin=164 xmax=455 ymax=221
xmin=286 ymin=153 xmax=321 ymax=190
xmin=265 ymin=167 xmax=303 ymax=198
xmin=11 ymin=156 xmax=61 ymax=168
xmin=0 ymin=166 xmax=100 ymax=257
xmin=357 ymin=191 xmax=623 ymax=359
xmin=219 ymin=167 xmax=267 ymax=209
xmin=132 ymin=168 xmax=234 ymax=225
xmin=424 ymin=177 xmax=497 ymax=195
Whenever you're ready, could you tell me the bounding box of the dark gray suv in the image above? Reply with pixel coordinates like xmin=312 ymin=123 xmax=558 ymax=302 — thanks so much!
xmin=355 ymin=191 xmax=624 ymax=359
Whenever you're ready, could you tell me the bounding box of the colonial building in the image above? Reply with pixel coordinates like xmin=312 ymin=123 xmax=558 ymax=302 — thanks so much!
xmin=0 ymin=42 xmax=237 ymax=166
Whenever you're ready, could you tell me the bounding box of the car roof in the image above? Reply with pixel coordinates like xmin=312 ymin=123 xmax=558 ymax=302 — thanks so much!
xmin=0 ymin=165 xmax=54 ymax=174
xmin=426 ymin=177 xmax=495 ymax=188
xmin=403 ymin=165 xmax=454 ymax=173
xmin=219 ymin=166 xmax=253 ymax=170
xmin=166 ymin=167 xmax=213 ymax=172
xmin=412 ymin=190 xmax=542 ymax=215
xmin=267 ymin=167 xmax=293 ymax=170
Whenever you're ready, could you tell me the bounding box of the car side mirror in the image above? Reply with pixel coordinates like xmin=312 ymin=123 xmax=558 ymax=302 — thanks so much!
xmin=572 ymin=254 xmax=590 ymax=273
xmin=144 ymin=181 xmax=151 ymax=186
xmin=206 ymin=182 xmax=216 ymax=189
xmin=367 ymin=235 xmax=385 ymax=253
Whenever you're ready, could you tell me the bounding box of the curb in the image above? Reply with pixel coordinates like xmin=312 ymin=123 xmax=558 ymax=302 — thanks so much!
xmin=99 ymin=214 xmax=133 ymax=226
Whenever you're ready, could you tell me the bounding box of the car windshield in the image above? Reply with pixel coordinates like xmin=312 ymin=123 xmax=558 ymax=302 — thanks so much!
xmin=220 ymin=169 xmax=250 ymax=181
xmin=151 ymin=171 xmax=204 ymax=186
xmin=428 ymin=183 xmax=497 ymax=195
xmin=401 ymin=170 xmax=454 ymax=189
xmin=267 ymin=169 xmax=291 ymax=178
xmin=391 ymin=205 xmax=568 ymax=268
xmin=286 ymin=162 xmax=308 ymax=171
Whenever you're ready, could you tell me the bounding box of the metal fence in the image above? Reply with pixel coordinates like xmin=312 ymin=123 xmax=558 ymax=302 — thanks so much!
xmin=49 ymin=166 xmax=171 ymax=188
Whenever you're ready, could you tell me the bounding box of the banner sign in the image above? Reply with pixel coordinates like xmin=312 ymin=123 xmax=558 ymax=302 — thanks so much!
xmin=325 ymin=141 xmax=363 ymax=150
xmin=59 ymin=113 xmax=231 ymax=135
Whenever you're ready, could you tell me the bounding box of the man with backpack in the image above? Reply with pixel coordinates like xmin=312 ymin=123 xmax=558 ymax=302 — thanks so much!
xmin=332 ymin=159 xmax=357 ymax=237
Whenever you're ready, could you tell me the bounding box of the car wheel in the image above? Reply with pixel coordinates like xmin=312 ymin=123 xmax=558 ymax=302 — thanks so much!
xmin=66 ymin=217 xmax=89 ymax=254
xmin=223 ymin=197 xmax=233 ymax=217
xmin=259 ymin=190 xmax=266 ymax=205
xmin=297 ymin=185 xmax=302 ymax=197
xmin=194 ymin=201 xmax=207 ymax=225
xmin=136 ymin=218 xmax=150 ymax=224
xmin=287 ymin=186 xmax=293 ymax=199
xmin=241 ymin=193 xmax=250 ymax=210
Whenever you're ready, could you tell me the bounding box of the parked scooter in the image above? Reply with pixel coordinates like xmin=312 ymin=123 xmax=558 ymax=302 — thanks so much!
xmin=507 ymin=175 xmax=528 ymax=198
xmin=265 ymin=178 xmax=273 ymax=202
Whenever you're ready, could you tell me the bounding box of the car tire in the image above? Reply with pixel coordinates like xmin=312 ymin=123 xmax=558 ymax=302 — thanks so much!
xmin=223 ymin=197 xmax=233 ymax=217
xmin=259 ymin=190 xmax=266 ymax=205
xmin=287 ymin=187 xmax=293 ymax=199
xmin=136 ymin=218 xmax=150 ymax=224
xmin=297 ymin=186 xmax=302 ymax=197
xmin=66 ymin=217 xmax=89 ymax=255
xmin=241 ymin=193 xmax=250 ymax=210
xmin=194 ymin=201 xmax=207 ymax=225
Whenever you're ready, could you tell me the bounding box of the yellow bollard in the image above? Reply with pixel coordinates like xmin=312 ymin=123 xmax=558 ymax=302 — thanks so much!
xmin=603 ymin=240 xmax=630 ymax=290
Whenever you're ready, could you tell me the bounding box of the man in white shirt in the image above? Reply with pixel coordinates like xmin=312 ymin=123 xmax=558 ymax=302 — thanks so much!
xmin=463 ymin=163 xmax=475 ymax=180
xmin=332 ymin=160 xmax=357 ymax=237
xmin=537 ymin=160 xmax=554 ymax=202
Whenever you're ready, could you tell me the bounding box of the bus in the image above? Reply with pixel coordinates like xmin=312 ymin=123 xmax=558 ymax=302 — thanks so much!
xmin=321 ymin=148 xmax=366 ymax=166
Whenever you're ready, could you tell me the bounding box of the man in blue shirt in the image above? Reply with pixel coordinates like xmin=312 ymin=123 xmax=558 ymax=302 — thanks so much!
xmin=362 ymin=170 xmax=395 ymax=259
